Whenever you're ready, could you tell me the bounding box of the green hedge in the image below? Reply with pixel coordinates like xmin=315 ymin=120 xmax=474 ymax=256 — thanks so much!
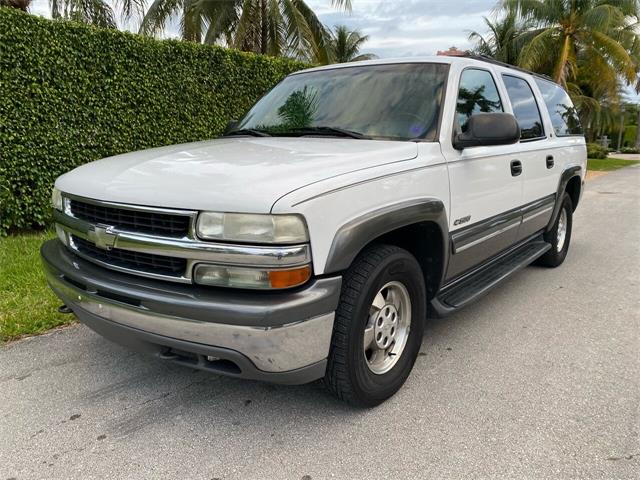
xmin=624 ymin=125 xmax=637 ymax=147
xmin=586 ymin=142 xmax=609 ymax=159
xmin=0 ymin=8 xmax=306 ymax=233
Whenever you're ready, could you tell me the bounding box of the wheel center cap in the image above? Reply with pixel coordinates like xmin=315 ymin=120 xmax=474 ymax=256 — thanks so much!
xmin=374 ymin=304 xmax=398 ymax=349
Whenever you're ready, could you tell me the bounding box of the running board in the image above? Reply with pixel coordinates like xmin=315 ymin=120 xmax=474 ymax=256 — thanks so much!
xmin=431 ymin=240 xmax=552 ymax=316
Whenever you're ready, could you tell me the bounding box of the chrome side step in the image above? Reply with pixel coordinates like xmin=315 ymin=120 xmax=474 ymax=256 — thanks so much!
xmin=431 ymin=240 xmax=552 ymax=316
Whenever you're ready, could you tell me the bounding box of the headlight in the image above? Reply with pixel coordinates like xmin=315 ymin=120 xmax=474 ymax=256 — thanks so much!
xmin=197 ymin=212 xmax=308 ymax=244
xmin=51 ymin=187 xmax=63 ymax=211
xmin=194 ymin=264 xmax=311 ymax=289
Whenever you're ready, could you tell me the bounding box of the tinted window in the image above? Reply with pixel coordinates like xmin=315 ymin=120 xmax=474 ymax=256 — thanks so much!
xmin=535 ymin=79 xmax=582 ymax=136
xmin=503 ymin=75 xmax=544 ymax=140
xmin=237 ymin=63 xmax=449 ymax=141
xmin=455 ymin=69 xmax=503 ymax=132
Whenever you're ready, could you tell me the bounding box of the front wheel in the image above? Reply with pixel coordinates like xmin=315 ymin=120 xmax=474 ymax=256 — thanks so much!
xmin=324 ymin=244 xmax=426 ymax=407
xmin=536 ymin=193 xmax=573 ymax=267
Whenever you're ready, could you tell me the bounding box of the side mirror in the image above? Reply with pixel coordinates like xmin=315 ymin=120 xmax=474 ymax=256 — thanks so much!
xmin=224 ymin=119 xmax=239 ymax=134
xmin=453 ymin=112 xmax=520 ymax=150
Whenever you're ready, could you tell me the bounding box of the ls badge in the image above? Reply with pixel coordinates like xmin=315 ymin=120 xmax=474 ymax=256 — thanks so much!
xmin=87 ymin=225 xmax=118 ymax=250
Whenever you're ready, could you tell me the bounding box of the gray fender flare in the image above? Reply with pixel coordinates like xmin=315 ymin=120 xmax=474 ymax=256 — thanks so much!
xmin=323 ymin=199 xmax=449 ymax=287
xmin=547 ymin=165 xmax=582 ymax=232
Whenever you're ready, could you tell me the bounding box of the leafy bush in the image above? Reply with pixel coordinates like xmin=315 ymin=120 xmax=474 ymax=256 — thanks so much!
xmin=586 ymin=143 xmax=608 ymax=159
xmin=621 ymin=146 xmax=639 ymax=154
xmin=0 ymin=8 xmax=306 ymax=233
xmin=624 ymin=126 xmax=637 ymax=147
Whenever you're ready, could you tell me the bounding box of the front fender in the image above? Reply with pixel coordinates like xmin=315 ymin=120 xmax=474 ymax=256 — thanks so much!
xmin=324 ymin=199 xmax=449 ymax=286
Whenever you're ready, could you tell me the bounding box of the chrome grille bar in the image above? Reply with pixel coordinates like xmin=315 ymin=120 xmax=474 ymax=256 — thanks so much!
xmin=54 ymin=195 xmax=312 ymax=283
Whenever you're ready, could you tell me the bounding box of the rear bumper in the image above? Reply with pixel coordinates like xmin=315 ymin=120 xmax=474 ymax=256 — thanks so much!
xmin=41 ymin=240 xmax=342 ymax=384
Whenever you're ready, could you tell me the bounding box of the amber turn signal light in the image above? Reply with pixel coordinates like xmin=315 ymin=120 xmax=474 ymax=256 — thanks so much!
xmin=268 ymin=265 xmax=312 ymax=289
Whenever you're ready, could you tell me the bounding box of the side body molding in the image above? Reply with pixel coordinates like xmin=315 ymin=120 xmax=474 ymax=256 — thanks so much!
xmin=323 ymin=198 xmax=449 ymax=283
xmin=547 ymin=165 xmax=582 ymax=232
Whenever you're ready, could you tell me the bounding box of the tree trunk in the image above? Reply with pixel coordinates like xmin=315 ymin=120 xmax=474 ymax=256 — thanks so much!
xmin=554 ymin=35 xmax=571 ymax=85
xmin=182 ymin=4 xmax=201 ymax=43
xmin=260 ymin=0 xmax=268 ymax=55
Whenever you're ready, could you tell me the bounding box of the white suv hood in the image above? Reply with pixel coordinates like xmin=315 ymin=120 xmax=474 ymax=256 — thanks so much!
xmin=56 ymin=137 xmax=418 ymax=213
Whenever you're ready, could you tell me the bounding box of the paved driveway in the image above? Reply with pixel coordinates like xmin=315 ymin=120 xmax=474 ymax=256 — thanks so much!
xmin=609 ymin=153 xmax=640 ymax=161
xmin=2 ymin=167 xmax=639 ymax=480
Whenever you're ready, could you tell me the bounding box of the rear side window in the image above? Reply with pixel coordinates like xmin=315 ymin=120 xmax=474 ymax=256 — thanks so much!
xmin=455 ymin=69 xmax=503 ymax=132
xmin=502 ymin=75 xmax=544 ymax=140
xmin=534 ymin=79 xmax=582 ymax=136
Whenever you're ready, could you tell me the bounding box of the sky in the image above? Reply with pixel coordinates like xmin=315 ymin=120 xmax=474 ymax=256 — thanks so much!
xmin=27 ymin=0 xmax=640 ymax=102
xmin=307 ymin=0 xmax=496 ymax=57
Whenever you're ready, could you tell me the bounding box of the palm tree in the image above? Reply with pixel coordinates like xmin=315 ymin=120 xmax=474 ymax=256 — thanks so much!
xmin=140 ymin=0 xmax=352 ymax=60
xmin=139 ymin=0 xmax=202 ymax=42
xmin=327 ymin=25 xmax=376 ymax=63
xmin=468 ymin=10 xmax=527 ymax=65
xmin=49 ymin=0 xmax=115 ymax=27
xmin=501 ymin=0 xmax=639 ymax=88
xmin=48 ymin=0 xmax=146 ymax=28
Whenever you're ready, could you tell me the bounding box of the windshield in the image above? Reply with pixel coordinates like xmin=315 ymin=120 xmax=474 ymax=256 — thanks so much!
xmin=235 ymin=63 xmax=449 ymax=141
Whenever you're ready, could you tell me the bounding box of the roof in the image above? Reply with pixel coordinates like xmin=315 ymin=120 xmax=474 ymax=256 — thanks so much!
xmin=293 ymin=54 xmax=556 ymax=84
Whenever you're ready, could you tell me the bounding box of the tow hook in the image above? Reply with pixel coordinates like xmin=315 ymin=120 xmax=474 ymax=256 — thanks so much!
xmin=57 ymin=304 xmax=73 ymax=314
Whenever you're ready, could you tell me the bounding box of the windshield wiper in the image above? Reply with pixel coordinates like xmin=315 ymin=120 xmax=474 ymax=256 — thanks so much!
xmin=224 ymin=128 xmax=271 ymax=137
xmin=281 ymin=126 xmax=371 ymax=139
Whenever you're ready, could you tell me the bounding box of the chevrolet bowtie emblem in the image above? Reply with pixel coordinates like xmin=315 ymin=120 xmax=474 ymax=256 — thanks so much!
xmin=87 ymin=225 xmax=118 ymax=250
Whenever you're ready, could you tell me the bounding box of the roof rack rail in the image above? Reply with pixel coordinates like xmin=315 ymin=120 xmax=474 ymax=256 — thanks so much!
xmin=460 ymin=53 xmax=556 ymax=84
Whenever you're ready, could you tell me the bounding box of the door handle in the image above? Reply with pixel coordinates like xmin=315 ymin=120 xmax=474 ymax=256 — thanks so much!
xmin=546 ymin=155 xmax=555 ymax=169
xmin=510 ymin=160 xmax=522 ymax=177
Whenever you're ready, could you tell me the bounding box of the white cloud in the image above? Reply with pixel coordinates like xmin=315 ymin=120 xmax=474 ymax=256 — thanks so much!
xmin=308 ymin=0 xmax=496 ymax=57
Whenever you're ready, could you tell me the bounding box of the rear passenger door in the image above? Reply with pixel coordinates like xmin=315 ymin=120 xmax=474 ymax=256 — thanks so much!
xmin=501 ymin=74 xmax=556 ymax=240
xmin=443 ymin=68 xmax=524 ymax=280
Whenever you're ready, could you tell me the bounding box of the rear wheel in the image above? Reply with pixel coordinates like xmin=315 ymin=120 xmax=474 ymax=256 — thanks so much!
xmin=324 ymin=244 xmax=426 ymax=407
xmin=536 ymin=193 xmax=573 ymax=267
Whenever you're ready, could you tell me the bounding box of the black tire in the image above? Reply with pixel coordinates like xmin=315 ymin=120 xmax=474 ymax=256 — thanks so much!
xmin=536 ymin=193 xmax=573 ymax=267
xmin=324 ymin=244 xmax=426 ymax=407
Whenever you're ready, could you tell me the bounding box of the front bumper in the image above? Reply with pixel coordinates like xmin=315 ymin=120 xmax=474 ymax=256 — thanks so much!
xmin=41 ymin=240 xmax=341 ymax=384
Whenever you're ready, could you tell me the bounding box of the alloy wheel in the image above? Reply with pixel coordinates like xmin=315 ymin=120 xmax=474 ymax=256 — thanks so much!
xmin=363 ymin=281 xmax=412 ymax=375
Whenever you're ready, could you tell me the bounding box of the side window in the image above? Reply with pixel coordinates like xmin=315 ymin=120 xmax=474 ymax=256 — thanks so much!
xmin=455 ymin=69 xmax=503 ymax=132
xmin=534 ymin=78 xmax=583 ymax=136
xmin=502 ymin=75 xmax=544 ymax=140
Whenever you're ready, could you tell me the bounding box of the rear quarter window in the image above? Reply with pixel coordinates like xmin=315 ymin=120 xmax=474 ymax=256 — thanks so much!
xmin=534 ymin=79 xmax=583 ymax=136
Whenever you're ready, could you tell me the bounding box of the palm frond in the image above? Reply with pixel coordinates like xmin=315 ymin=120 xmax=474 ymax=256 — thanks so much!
xmin=49 ymin=0 xmax=117 ymax=27
xmin=329 ymin=0 xmax=351 ymax=11
xmin=118 ymin=0 xmax=147 ymax=21
xmin=590 ymin=29 xmax=637 ymax=82
xmin=582 ymin=4 xmax=624 ymax=31
xmin=197 ymin=0 xmax=238 ymax=45
xmin=518 ymin=26 xmax=559 ymax=71
xmin=139 ymin=0 xmax=184 ymax=36
xmin=287 ymin=0 xmax=332 ymax=63
xmin=326 ymin=24 xmax=374 ymax=63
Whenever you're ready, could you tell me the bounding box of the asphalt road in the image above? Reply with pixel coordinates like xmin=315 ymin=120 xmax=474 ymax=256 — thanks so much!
xmin=2 ymin=167 xmax=639 ymax=480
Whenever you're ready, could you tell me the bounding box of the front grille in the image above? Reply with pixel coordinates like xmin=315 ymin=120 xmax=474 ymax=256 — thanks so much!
xmin=71 ymin=236 xmax=187 ymax=278
xmin=70 ymin=200 xmax=191 ymax=238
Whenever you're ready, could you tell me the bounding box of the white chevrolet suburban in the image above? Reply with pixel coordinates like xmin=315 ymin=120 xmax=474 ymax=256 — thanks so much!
xmin=42 ymin=55 xmax=586 ymax=406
